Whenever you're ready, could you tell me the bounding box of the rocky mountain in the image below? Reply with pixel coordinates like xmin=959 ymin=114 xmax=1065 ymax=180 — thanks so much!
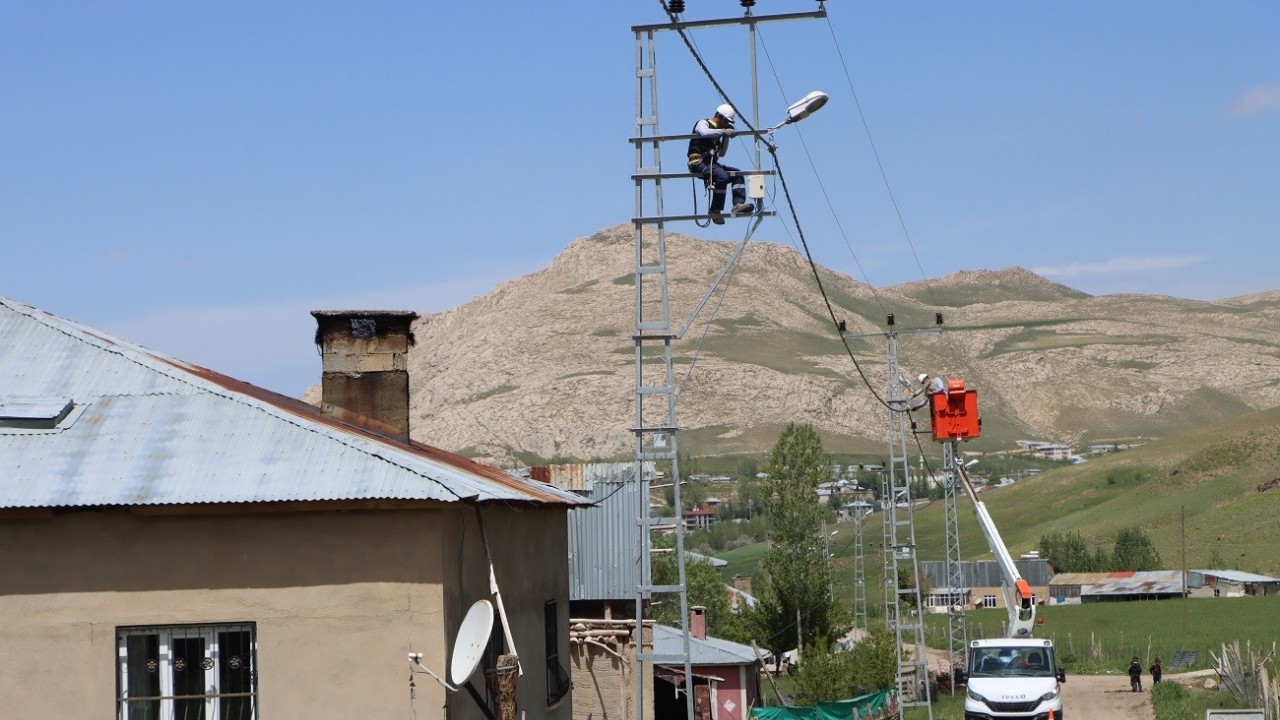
xmin=307 ymin=224 xmax=1280 ymax=466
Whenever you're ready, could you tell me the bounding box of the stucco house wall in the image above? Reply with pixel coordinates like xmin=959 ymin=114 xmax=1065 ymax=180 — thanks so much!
xmin=0 ymin=503 xmax=569 ymax=719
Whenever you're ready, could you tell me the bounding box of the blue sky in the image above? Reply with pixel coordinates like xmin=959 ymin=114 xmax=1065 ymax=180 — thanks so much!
xmin=3 ymin=1 xmax=1277 ymax=396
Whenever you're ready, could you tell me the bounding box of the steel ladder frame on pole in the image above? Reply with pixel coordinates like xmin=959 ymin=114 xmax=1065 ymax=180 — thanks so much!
xmin=629 ymin=9 xmax=825 ymax=720
xmin=632 ymin=25 xmax=695 ymax=720
xmin=852 ymin=506 xmax=868 ymax=631
xmin=941 ymin=438 xmax=969 ymax=693
xmin=881 ymin=329 xmax=933 ymax=719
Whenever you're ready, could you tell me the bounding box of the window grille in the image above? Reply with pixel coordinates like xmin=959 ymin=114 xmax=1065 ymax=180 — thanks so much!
xmin=117 ymin=623 xmax=256 ymax=720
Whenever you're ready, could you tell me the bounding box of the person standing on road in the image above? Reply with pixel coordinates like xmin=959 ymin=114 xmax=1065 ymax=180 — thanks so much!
xmin=1150 ymin=657 xmax=1163 ymax=686
xmin=1128 ymin=656 xmax=1143 ymax=692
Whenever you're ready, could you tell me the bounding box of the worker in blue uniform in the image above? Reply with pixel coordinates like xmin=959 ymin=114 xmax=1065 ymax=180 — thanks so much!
xmin=687 ymin=103 xmax=753 ymax=224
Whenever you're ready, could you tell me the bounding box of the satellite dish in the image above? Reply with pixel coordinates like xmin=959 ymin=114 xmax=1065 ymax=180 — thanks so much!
xmin=450 ymin=599 xmax=495 ymax=685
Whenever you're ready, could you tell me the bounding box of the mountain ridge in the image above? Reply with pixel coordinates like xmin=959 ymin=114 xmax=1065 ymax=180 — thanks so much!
xmin=305 ymin=225 xmax=1280 ymax=466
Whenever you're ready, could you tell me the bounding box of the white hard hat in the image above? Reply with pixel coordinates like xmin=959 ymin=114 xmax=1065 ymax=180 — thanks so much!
xmin=715 ymin=103 xmax=736 ymax=123
xmin=918 ymin=373 xmax=929 ymax=383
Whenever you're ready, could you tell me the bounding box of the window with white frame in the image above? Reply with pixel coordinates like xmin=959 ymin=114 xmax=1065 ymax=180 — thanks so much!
xmin=117 ymin=623 xmax=256 ymax=720
xmin=981 ymin=595 xmax=998 ymax=608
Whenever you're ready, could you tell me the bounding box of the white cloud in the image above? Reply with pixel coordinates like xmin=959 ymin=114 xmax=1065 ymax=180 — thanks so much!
xmin=1227 ymin=79 xmax=1280 ymax=117
xmin=1031 ymin=255 xmax=1206 ymax=278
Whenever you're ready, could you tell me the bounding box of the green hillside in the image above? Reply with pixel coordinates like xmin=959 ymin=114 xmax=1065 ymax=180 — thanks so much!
xmin=719 ymin=404 xmax=1280 ymax=602
xmin=911 ymin=404 xmax=1280 ymax=576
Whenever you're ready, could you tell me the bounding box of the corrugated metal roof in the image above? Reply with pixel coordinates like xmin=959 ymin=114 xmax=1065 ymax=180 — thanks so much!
xmin=1192 ymin=569 xmax=1280 ymax=584
xmin=0 ymin=297 xmax=587 ymax=508
xmin=922 ymin=559 xmax=1054 ymax=588
xmin=1050 ymin=570 xmax=1185 ymax=596
xmin=687 ymin=552 xmax=728 ymax=569
xmin=653 ymin=625 xmax=757 ymax=666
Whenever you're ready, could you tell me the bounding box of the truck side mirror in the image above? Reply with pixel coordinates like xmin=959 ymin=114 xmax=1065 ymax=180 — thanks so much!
xmin=1056 ymin=668 xmax=1066 ymax=683
xmin=954 ymin=669 xmax=967 ymax=684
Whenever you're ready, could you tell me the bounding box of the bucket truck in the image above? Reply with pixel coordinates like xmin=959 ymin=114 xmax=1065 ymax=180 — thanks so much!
xmin=926 ymin=378 xmax=1065 ymax=720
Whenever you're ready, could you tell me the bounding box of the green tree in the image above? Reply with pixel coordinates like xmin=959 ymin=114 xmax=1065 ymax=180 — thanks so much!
xmin=747 ymin=424 xmax=851 ymax=658
xmin=847 ymin=627 xmax=898 ymax=693
xmin=793 ymin=627 xmax=898 ymax=704
xmin=1112 ymin=526 xmax=1162 ymax=571
xmin=1093 ymin=546 xmax=1112 ymax=571
xmin=650 ymin=538 xmax=749 ymax=642
xmin=664 ymin=478 xmax=708 ymax=510
xmin=1039 ymin=531 xmax=1098 ymax=572
xmin=735 ymin=473 xmax=765 ymax=519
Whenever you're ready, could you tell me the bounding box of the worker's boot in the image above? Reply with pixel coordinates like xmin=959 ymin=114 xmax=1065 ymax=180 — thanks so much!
xmin=708 ymin=193 xmax=727 ymax=225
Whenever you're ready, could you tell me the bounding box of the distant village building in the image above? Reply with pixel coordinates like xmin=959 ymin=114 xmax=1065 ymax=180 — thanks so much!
xmin=684 ymin=508 xmax=717 ymax=531
xmin=1047 ymin=571 xmax=1185 ymax=603
xmin=1190 ymin=570 xmax=1280 ymax=598
xmin=921 ymin=558 xmax=1054 ymax=612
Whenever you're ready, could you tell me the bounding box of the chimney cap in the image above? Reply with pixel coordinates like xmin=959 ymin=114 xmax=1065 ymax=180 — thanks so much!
xmin=310 ymin=310 xmax=419 ymax=320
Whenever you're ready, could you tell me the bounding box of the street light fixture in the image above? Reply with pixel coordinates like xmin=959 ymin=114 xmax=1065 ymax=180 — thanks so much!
xmin=764 ymin=90 xmax=829 ymax=133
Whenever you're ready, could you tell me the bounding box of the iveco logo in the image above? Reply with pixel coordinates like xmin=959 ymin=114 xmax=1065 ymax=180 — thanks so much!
xmin=1000 ymin=694 xmax=1027 ymax=700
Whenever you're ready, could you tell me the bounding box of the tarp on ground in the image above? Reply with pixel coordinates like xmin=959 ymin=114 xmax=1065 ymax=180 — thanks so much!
xmin=751 ymin=689 xmax=893 ymax=720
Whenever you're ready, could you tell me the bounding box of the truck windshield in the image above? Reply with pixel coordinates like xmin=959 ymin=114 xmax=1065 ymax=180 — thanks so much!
xmin=969 ymin=647 xmax=1055 ymax=678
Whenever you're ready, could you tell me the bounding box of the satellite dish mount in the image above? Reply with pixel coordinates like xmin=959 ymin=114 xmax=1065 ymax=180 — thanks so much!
xmin=408 ymin=599 xmax=500 ymax=720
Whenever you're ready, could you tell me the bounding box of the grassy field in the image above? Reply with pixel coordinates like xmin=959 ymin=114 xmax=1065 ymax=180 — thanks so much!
xmin=921 ymin=596 xmax=1280 ymax=673
xmin=725 ymin=535 xmax=1280 ymax=674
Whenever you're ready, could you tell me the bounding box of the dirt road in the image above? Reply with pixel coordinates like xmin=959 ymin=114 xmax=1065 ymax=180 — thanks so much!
xmin=1060 ymin=672 xmax=1153 ymax=720
xmin=920 ymin=649 xmax=1219 ymax=719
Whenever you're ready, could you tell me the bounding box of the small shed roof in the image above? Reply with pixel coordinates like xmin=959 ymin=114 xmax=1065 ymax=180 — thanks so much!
xmin=652 ymin=625 xmax=757 ymax=666
xmin=1193 ymin=569 xmax=1280 ymax=584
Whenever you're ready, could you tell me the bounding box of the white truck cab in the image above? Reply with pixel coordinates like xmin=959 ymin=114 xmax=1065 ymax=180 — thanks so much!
xmin=958 ymin=638 xmax=1065 ymax=720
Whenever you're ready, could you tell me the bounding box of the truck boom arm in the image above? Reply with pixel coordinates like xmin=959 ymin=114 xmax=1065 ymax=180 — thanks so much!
xmin=955 ymin=463 xmax=1036 ymax=637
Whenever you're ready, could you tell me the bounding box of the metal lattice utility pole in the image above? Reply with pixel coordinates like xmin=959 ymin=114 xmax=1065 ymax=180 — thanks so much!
xmin=628 ymin=8 xmax=825 ymax=720
xmin=631 ymin=23 xmax=694 ymax=720
xmin=843 ymin=316 xmax=938 ymax=719
xmin=882 ymin=327 xmax=932 ymax=718
xmin=941 ymin=438 xmax=969 ymax=692
xmin=852 ymin=505 xmax=868 ymax=631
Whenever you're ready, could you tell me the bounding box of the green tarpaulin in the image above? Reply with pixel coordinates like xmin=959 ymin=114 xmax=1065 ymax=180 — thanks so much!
xmin=751 ymin=689 xmax=893 ymax=720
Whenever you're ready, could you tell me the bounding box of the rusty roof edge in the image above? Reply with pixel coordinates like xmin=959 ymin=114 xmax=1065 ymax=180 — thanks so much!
xmin=173 ymin=360 xmax=587 ymax=506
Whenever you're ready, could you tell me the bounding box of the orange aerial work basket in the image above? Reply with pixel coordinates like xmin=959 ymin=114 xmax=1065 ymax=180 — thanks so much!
xmin=929 ymin=378 xmax=980 ymax=441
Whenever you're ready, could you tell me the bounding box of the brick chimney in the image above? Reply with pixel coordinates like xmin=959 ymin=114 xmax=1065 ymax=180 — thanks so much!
xmin=689 ymin=606 xmax=707 ymax=640
xmin=311 ymin=310 xmax=418 ymax=441
xmin=733 ymin=575 xmax=753 ymax=596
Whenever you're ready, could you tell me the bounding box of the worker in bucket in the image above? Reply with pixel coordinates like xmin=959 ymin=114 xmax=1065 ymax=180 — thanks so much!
xmin=688 ymin=103 xmax=753 ymax=224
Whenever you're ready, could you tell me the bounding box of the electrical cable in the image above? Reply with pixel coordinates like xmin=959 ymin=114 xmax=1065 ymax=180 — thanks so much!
xmin=820 ymin=11 xmax=932 ymax=294
xmin=675 ymin=233 xmax=746 ymax=401
xmin=658 ymin=0 xmax=762 ymax=140
xmin=768 ymin=144 xmax=923 ymax=412
xmin=754 ymin=27 xmax=890 ymax=319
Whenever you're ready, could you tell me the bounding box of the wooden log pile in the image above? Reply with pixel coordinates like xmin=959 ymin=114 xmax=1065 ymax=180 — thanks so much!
xmin=1212 ymin=640 xmax=1278 ymax=720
